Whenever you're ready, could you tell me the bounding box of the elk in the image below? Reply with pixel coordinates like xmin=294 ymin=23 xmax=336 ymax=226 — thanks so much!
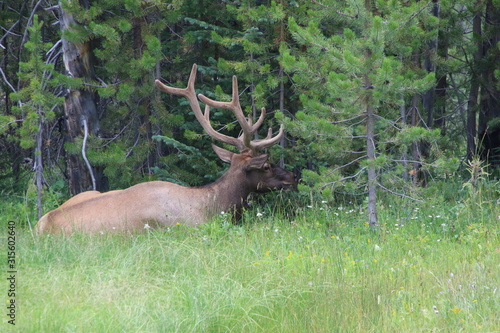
xmin=35 ymin=64 xmax=296 ymax=234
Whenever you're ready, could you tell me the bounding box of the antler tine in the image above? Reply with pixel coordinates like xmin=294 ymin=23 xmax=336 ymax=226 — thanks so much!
xmin=202 ymin=104 xmax=246 ymax=150
xmin=199 ymin=76 xmax=284 ymax=153
xmin=249 ymin=124 xmax=285 ymax=152
xmin=155 ymin=64 xmax=246 ymax=150
xmin=252 ymin=107 xmax=266 ymax=132
xmin=198 ymin=75 xmax=256 ymax=141
xmin=155 ymin=63 xmax=198 ymax=97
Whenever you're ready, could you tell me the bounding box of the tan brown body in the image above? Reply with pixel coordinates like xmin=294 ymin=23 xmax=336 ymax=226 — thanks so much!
xmin=35 ymin=64 xmax=295 ymax=234
xmin=36 ymin=149 xmax=295 ymax=234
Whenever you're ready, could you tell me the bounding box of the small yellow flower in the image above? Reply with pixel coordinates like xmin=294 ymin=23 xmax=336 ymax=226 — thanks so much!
xmin=321 ymin=257 xmax=326 ymax=263
xmin=253 ymin=262 xmax=260 ymax=266
xmin=450 ymin=306 xmax=462 ymax=314
xmin=176 ymin=222 xmax=181 ymax=226
xmin=265 ymin=250 xmax=270 ymax=256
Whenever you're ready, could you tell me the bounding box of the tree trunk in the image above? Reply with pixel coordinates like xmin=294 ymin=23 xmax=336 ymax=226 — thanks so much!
xmin=35 ymin=117 xmax=44 ymax=220
xmin=478 ymin=0 xmax=500 ymax=167
xmin=279 ymin=65 xmax=286 ymax=169
xmin=411 ymin=94 xmax=423 ymax=186
xmin=366 ymin=102 xmax=378 ymax=230
xmin=466 ymin=5 xmax=483 ymax=162
xmin=132 ymin=16 xmax=155 ymax=175
xmin=434 ymin=3 xmax=448 ymax=134
xmin=363 ymin=73 xmax=378 ymax=229
xmin=400 ymin=95 xmax=409 ymax=181
xmin=60 ymin=0 xmax=100 ymax=195
xmin=423 ymin=0 xmax=439 ymax=128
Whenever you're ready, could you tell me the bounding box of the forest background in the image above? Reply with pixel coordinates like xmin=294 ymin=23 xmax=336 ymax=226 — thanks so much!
xmin=1 ymin=0 xmax=499 ymax=227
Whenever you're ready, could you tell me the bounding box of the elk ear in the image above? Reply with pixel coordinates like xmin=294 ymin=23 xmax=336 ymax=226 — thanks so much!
xmin=212 ymin=144 xmax=233 ymax=163
xmin=246 ymin=154 xmax=269 ymax=170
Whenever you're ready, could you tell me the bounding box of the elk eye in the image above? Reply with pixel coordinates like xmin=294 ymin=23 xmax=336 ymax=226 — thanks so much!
xmin=263 ymin=164 xmax=270 ymax=171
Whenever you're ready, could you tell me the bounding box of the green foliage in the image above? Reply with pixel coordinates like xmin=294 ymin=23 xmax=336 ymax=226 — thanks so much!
xmin=10 ymin=16 xmax=63 ymax=149
xmin=1 ymin=0 xmax=499 ymax=209
xmin=152 ymin=135 xmax=221 ymax=185
xmin=280 ymin=0 xmax=454 ymax=206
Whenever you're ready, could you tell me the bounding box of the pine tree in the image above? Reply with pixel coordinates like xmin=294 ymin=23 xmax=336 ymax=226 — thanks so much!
xmin=10 ymin=15 xmax=64 ymax=219
xmin=281 ymin=0 xmax=443 ymax=228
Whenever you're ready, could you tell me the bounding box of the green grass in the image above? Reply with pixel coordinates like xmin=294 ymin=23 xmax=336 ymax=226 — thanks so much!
xmin=1 ymin=190 xmax=499 ymax=332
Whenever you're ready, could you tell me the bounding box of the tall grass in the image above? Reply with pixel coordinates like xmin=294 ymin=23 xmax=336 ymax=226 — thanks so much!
xmin=1 ymin=182 xmax=499 ymax=332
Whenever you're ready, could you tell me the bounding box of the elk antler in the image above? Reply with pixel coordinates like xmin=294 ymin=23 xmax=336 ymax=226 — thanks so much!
xmin=155 ymin=64 xmax=284 ymax=153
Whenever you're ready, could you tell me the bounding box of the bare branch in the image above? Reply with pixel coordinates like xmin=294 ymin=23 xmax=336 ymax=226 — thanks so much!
xmin=320 ymin=166 xmax=367 ymax=188
xmin=44 ymin=5 xmax=60 ymax=11
xmin=326 ymin=154 xmax=367 ymax=176
xmin=377 ymin=183 xmax=423 ymax=203
xmin=82 ymin=119 xmax=96 ymax=190
xmin=330 ymin=114 xmax=365 ymax=124
xmin=0 ymin=66 xmax=16 ymax=93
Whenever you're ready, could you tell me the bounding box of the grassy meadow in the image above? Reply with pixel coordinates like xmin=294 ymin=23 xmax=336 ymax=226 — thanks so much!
xmin=1 ymin=182 xmax=499 ymax=332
